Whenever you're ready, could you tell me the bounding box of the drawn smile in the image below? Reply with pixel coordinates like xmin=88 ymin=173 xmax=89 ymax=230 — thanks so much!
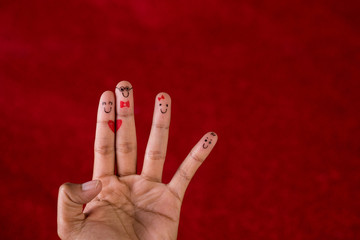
xmin=104 ymin=107 xmax=112 ymax=113
xmin=202 ymin=136 xmax=212 ymax=149
xmin=160 ymin=108 xmax=168 ymax=114
xmin=102 ymin=101 xmax=113 ymax=114
xmin=122 ymin=91 xmax=130 ymax=98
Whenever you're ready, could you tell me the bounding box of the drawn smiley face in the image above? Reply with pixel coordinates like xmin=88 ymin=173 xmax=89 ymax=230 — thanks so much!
xmin=202 ymin=137 xmax=213 ymax=149
xmin=159 ymin=102 xmax=169 ymax=114
xmin=116 ymin=86 xmax=133 ymax=98
xmin=102 ymin=101 xmax=113 ymax=113
xmin=202 ymin=133 xmax=216 ymax=149
xmin=158 ymin=94 xmax=169 ymax=114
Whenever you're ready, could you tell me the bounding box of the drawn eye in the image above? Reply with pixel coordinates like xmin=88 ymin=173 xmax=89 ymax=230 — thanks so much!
xmin=109 ymin=101 xmax=113 ymax=105
xmin=166 ymin=104 xmax=168 ymax=107
xmin=125 ymin=87 xmax=129 ymax=91
xmin=205 ymin=139 xmax=207 ymax=142
xmin=209 ymin=141 xmax=212 ymax=144
xmin=120 ymin=87 xmax=124 ymax=91
xmin=159 ymin=104 xmax=162 ymax=106
xmin=102 ymin=102 xmax=106 ymax=105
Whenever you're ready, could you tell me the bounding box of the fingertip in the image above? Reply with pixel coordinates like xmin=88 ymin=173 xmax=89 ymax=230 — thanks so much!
xmin=154 ymin=92 xmax=171 ymax=120
xmin=199 ymin=132 xmax=218 ymax=151
xmin=101 ymin=90 xmax=114 ymax=98
xmin=208 ymin=131 xmax=218 ymax=142
xmin=81 ymin=180 xmax=102 ymax=200
xmin=82 ymin=180 xmax=102 ymax=191
xmin=99 ymin=91 xmax=115 ymax=105
xmin=116 ymin=80 xmax=133 ymax=89
xmin=97 ymin=91 xmax=115 ymax=120
xmin=156 ymin=92 xmax=171 ymax=102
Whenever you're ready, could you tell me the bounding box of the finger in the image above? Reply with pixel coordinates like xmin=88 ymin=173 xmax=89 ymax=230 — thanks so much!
xmin=93 ymin=91 xmax=116 ymax=179
xmin=57 ymin=180 xmax=102 ymax=239
xmin=141 ymin=93 xmax=171 ymax=182
xmin=168 ymin=132 xmax=218 ymax=201
xmin=115 ymin=81 xmax=137 ymax=176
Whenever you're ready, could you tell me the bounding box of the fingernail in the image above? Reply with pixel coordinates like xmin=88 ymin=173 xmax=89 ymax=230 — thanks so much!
xmin=82 ymin=180 xmax=99 ymax=191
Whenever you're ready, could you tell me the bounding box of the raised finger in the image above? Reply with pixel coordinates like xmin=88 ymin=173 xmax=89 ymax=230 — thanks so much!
xmin=93 ymin=91 xmax=115 ymax=179
xmin=141 ymin=93 xmax=171 ymax=182
xmin=115 ymin=81 xmax=137 ymax=176
xmin=168 ymin=132 xmax=218 ymax=200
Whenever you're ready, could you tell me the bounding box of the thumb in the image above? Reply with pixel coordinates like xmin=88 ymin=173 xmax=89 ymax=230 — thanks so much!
xmin=57 ymin=180 xmax=102 ymax=238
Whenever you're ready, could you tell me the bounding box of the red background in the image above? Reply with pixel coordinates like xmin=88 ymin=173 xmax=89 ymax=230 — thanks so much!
xmin=1 ymin=0 xmax=359 ymax=239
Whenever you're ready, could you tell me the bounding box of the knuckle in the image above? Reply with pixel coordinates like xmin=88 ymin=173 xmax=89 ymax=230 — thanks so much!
xmin=152 ymin=123 xmax=169 ymax=129
xmin=116 ymin=113 xmax=134 ymax=118
xmin=178 ymin=168 xmax=191 ymax=181
xmin=94 ymin=144 xmax=113 ymax=155
xmin=141 ymin=173 xmax=160 ymax=182
xmin=58 ymin=182 xmax=71 ymax=194
xmin=146 ymin=150 xmax=164 ymax=161
xmin=116 ymin=142 xmax=133 ymax=154
xmin=96 ymin=120 xmax=108 ymax=124
xmin=189 ymin=151 xmax=204 ymax=163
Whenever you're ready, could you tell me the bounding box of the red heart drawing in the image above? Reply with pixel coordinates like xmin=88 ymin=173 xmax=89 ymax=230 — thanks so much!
xmin=108 ymin=119 xmax=122 ymax=133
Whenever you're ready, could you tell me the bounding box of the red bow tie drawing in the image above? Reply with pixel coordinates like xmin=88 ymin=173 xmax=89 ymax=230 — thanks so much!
xmin=158 ymin=95 xmax=165 ymax=101
xmin=120 ymin=101 xmax=130 ymax=108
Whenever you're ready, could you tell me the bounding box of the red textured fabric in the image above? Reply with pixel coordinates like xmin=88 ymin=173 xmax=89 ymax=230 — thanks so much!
xmin=1 ymin=0 xmax=359 ymax=239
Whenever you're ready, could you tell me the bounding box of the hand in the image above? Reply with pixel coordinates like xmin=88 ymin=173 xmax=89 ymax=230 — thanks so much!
xmin=57 ymin=81 xmax=218 ymax=240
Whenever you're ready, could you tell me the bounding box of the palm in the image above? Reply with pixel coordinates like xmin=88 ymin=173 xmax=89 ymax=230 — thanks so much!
xmin=81 ymin=175 xmax=181 ymax=239
xmin=57 ymin=81 xmax=217 ymax=240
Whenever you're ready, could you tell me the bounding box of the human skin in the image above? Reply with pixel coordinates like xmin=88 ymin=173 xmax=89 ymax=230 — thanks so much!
xmin=57 ymin=81 xmax=218 ymax=240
